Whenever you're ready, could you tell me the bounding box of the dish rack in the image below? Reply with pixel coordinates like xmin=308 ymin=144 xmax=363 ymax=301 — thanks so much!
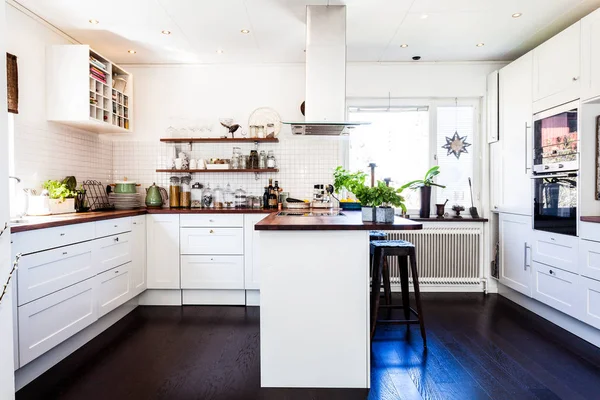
xmin=82 ymin=180 xmax=114 ymax=211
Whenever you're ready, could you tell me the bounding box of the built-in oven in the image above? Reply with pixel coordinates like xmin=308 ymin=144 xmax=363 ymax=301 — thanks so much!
xmin=532 ymin=172 xmax=578 ymax=236
xmin=533 ymin=100 xmax=579 ymax=174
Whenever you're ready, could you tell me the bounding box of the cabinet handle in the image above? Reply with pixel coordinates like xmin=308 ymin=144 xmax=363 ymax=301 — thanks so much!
xmin=525 ymin=123 xmax=531 ymax=173
xmin=550 ymin=237 xmax=555 ymax=241
xmin=60 ymin=233 xmax=65 ymax=236
xmin=133 ymin=222 xmax=137 ymax=225
xmin=114 ymin=225 xmax=118 ymax=228
xmin=115 ymin=270 xmax=119 ymax=274
xmin=573 ymin=77 xmax=579 ymax=81
xmin=209 ymin=219 xmax=215 ymax=223
xmin=209 ymin=229 xmax=214 ymax=234
xmin=549 ymin=269 xmax=554 ymax=275
xmin=114 ymin=237 xmax=119 ymax=242
xmin=63 ymin=252 xmax=68 ymax=255
xmin=523 ymin=242 xmax=528 ymax=270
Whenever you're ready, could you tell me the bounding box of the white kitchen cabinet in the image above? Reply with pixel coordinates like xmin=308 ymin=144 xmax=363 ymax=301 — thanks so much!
xmin=130 ymin=215 xmax=146 ymax=297
xmin=499 ymin=213 xmax=532 ymax=296
xmin=489 ymin=141 xmax=502 ymax=212
xmin=180 ymin=214 xmax=243 ymax=228
xmin=97 ymin=264 xmax=131 ymax=318
xmin=18 ymin=277 xmax=97 ymax=366
xmin=531 ymin=261 xmax=582 ymax=319
xmin=578 ymin=239 xmax=600 ymax=281
xmin=94 ymin=232 xmax=132 ymax=274
xmin=499 ymin=52 xmax=533 ymax=214
xmin=96 ymin=217 xmax=132 ymax=238
xmin=11 ymin=222 xmax=95 ymax=255
xmin=146 ymin=214 xmax=180 ymax=289
xmin=532 ymin=21 xmax=581 ymax=110
xmin=180 ymin=256 xmax=244 ymax=289
xmin=180 ymin=227 xmax=244 ymax=255
xmin=17 ymin=240 xmax=95 ymax=306
xmin=531 ymin=230 xmax=579 ymax=274
xmin=580 ymin=275 xmax=600 ymax=329
xmin=244 ymin=214 xmax=268 ymax=290
xmin=581 ymin=8 xmax=600 ymax=101
xmin=487 ymin=70 xmax=499 ymax=143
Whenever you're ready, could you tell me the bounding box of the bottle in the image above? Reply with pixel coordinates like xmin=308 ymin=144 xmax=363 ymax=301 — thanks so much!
xmin=268 ymin=188 xmax=277 ymax=209
xmin=274 ymin=180 xmax=280 ymax=203
xmin=268 ymin=178 xmax=274 ymax=193
xmin=263 ymin=186 xmax=269 ymax=209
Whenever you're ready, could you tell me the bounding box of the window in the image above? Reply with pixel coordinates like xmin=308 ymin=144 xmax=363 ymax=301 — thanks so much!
xmin=347 ymin=99 xmax=478 ymax=213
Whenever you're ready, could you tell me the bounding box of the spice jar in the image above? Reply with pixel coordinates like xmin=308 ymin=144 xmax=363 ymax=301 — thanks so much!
xmin=266 ymin=123 xmax=276 ymax=138
xmin=202 ymin=183 xmax=213 ymax=208
xmin=252 ymin=195 xmax=262 ymax=209
xmin=249 ymin=125 xmax=258 ymax=139
xmin=213 ymin=184 xmax=224 ymax=209
xmin=257 ymin=125 xmax=265 ymax=138
xmin=249 ymin=149 xmax=259 ymax=169
xmin=267 ymin=150 xmax=276 ymax=169
xmin=234 ymin=186 xmax=247 ymax=208
xmin=259 ymin=150 xmax=267 ymax=169
xmin=224 ymin=183 xmax=234 ymax=208
xmin=180 ymin=176 xmax=192 ymax=208
xmin=191 ymin=182 xmax=203 ymax=208
xmin=169 ymin=176 xmax=181 ymax=208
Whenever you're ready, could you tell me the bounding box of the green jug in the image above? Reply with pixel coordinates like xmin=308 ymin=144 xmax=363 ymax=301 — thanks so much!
xmin=145 ymin=183 xmax=163 ymax=209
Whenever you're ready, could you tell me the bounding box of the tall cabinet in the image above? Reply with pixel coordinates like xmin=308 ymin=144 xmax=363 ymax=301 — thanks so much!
xmin=498 ymin=51 xmax=533 ymax=215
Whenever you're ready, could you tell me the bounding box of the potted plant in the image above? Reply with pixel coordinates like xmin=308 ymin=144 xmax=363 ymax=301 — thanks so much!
xmin=333 ymin=166 xmax=367 ymax=211
xmin=371 ymin=181 xmax=407 ymax=223
xmin=42 ymin=177 xmax=78 ymax=214
xmin=401 ymin=166 xmax=446 ymax=218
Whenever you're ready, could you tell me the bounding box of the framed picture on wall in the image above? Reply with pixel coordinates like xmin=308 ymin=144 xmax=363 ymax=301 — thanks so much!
xmin=596 ymin=116 xmax=600 ymax=200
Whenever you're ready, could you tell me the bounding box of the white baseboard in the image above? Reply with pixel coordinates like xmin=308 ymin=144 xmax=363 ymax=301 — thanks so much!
xmin=390 ymin=284 xmax=486 ymax=293
xmin=15 ymin=298 xmax=138 ymax=391
xmin=182 ymin=289 xmax=245 ymax=305
xmin=138 ymin=289 xmax=182 ymax=306
xmin=246 ymin=290 xmax=260 ymax=306
xmin=498 ymin=283 xmax=600 ymax=348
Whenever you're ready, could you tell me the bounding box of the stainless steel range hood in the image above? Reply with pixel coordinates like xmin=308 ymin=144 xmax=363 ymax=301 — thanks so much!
xmin=283 ymin=5 xmax=369 ymax=136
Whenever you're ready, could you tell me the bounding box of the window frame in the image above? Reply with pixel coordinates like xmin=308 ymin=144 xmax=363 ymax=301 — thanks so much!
xmin=344 ymin=97 xmax=481 ymax=215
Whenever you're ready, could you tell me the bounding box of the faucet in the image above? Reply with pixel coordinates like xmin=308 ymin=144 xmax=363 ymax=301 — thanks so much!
xmin=8 ymin=176 xmax=21 ymax=183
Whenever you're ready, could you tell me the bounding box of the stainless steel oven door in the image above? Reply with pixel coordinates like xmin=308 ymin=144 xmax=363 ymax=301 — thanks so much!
xmin=532 ymin=172 xmax=578 ymax=236
xmin=533 ymin=100 xmax=579 ymax=174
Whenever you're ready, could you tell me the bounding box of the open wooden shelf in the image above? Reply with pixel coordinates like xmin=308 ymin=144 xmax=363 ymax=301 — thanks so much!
xmin=159 ymin=138 xmax=279 ymax=143
xmin=156 ymin=168 xmax=279 ymax=173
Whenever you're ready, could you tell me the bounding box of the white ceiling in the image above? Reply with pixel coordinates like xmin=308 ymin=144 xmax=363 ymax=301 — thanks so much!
xmin=10 ymin=0 xmax=600 ymax=64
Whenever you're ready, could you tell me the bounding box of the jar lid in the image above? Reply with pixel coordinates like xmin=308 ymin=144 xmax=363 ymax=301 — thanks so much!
xmin=267 ymin=123 xmax=275 ymax=127
xmin=192 ymin=182 xmax=202 ymax=189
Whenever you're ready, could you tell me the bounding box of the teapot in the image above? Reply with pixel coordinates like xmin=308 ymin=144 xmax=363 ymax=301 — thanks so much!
xmin=145 ymin=183 xmax=163 ymax=209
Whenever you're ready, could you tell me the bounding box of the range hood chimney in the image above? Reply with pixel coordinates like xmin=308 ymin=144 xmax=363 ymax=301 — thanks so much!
xmin=283 ymin=5 xmax=369 ymax=136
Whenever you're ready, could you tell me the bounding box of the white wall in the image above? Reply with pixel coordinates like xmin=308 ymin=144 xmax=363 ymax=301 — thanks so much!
xmin=6 ymin=4 xmax=113 ymax=191
xmin=0 ymin=2 xmax=16 ymax=399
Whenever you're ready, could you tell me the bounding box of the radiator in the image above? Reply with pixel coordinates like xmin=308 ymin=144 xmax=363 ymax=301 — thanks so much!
xmin=383 ymin=227 xmax=482 ymax=286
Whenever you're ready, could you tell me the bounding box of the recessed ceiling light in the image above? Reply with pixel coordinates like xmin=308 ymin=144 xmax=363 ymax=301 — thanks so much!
xmin=128 ymin=49 xmax=137 ymax=54
xmin=161 ymin=30 xmax=171 ymax=35
xmin=400 ymin=44 xmax=408 ymax=48
xmin=89 ymin=19 xmax=99 ymax=24
xmin=476 ymin=43 xmax=485 ymax=47
xmin=420 ymin=14 xmax=428 ymax=19
xmin=241 ymin=29 xmax=250 ymax=34
xmin=216 ymin=49 xmax=224 ymax=54
xmin=512 ymin=12 xmax=522 ymax=18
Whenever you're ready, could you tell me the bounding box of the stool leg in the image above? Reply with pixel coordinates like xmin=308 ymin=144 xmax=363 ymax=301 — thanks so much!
xmin=409 ymin=250 xmax=427 ymax=348
xmin=370 ymin=249 xmax=384 ymax=340
xmin=398 ymin=255 xmax=411 ymax=323
xmin=382 ymin=257 xmax=392 ymax=306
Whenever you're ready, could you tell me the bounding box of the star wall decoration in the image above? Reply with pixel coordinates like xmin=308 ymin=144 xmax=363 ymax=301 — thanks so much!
xmin=442 ymin=131 xmax=471 ymax=159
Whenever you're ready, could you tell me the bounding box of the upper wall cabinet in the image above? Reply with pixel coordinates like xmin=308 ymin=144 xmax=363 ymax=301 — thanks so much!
xmin=532 ymin=22 xmax=581 ymax=112
xmin=46 ymin=45 xmax=133 ymax=134
xmin=581 ymin=8 xmax=600 ymax=101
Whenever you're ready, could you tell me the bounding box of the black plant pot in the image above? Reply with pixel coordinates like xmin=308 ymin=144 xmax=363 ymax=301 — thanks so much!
xmin=420 ymin=186 xmax=431 ymax=218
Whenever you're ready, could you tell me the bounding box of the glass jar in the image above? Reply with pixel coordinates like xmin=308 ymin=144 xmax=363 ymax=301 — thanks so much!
xmin=266 ymin=123 xmax=276 ymax=138
xmin=249 ymin=125 xmax=258 ymax=139
xmin=202 ymin=183 xmax=213 ymax=208
xmin=191 ymin=182 xmax=203 ymax=208
xmin=213 ymin=184 xmax=224 ymax=209
xmin=257 ymin=125 xmax=265 ymax=138
xmin=234 ymin=186 xmax=247 ymax=208
xmin=267 ymin=150 xmax=276 ymax=169
xmin=224 ymin=183 xmax=234 ymax=208
xmin=259 ymin=150 xmax=267 ymax=169
xmin=252 ymin=196 xmax=262 ymax=209
xmin=249 ymin=149 xmax=259 ymax=170
xmin=169 ymin=176 xmax=181 ymax=208
xmin=180 ymin=175 xmax=192 ymax=209
xmin=242 ymin=155 xmax=250 ymax=169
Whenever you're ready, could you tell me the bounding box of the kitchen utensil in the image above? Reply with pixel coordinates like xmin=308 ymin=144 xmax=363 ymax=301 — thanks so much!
xmin=435 ymin=203 xmax=445 ymax=218
xmin=468 ymin=178 xmax=479 ymax=218
xmin=112 ymin=179 xmax=139 ymax=194
xmin=248 ymin=107 xmax=282 ymax=138
xmin=82 ymin=180 xmax=114 ymax=211
xmin=175 ymin=158 xmax=183 ymax=170
xmin=145 ymin=183 xmax=163 ymax=209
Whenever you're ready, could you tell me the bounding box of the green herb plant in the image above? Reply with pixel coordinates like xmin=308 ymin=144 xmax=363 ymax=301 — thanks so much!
xmin=333 ymin=166 xmax=367 ymax=195
xmin=401 ymin=166 xmax=446 ymax=190
xmin=42 ymin=180 xmax=77 ymax=202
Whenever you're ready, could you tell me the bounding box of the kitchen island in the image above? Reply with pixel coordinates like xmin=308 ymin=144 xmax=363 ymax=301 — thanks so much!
xmin=255 ymin=211 xmax=422 ymax=389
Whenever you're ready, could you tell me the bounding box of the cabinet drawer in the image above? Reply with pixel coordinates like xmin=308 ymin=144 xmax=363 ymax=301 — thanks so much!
xmin=11 ymin=222 xmax=95 ymax=255
xmin=17 ymin=241 xmax=95 ymax=306
xmin=18 ymin=277 xmax=96 ymax=366
xmin=96 ymin=217 xmax=132 ymax=238
xmin=532 ymin=261 xmax=581 ymax=318
xmin=94 ymin=232 xmax=132 ymax=274
xmin=97 ymin=263 xmax=131 ymax=318
xmin=181 ymin=255 xmax=244 ymax=289
xmin=578 ymin=239 xmax=600 ymax=281
xmin=180 ymin=228 xmax=243 ymax=255
xmin=531 ymin=231 xmax=578 ymax=273
xmin=180 ymin=214 xmax=243 ymax=228
xmin=132 ymin=215 xmax=145 ymax=227
xmin=580 ymin=276 xmax=600 ymax=329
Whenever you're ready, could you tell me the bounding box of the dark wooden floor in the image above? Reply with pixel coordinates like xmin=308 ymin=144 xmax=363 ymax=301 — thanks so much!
xmin=16 ymin=293 xmax=600 ymax=400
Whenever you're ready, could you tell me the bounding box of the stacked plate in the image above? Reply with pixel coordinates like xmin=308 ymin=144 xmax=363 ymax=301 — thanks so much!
xmin=109 ymin=193 xmax=142 ymax=210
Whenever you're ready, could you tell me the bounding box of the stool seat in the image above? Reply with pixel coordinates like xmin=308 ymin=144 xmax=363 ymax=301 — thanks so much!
xmin=370 ymin=239 xmax=414 ymax=252
xmin=369 ymin=231 xmax=387 ymax=241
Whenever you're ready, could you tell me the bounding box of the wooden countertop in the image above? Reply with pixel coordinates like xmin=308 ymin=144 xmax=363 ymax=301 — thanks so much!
xmin=255 ymin=210 xmax=423 ymax=231
xmin=409 ymin=216 xmax=488 ymax=222
xmin=581 ymin=216 xmax=600 ymax=223
xmin=10 ymin=210 xmax=147 ymax=233
xmin=146 ymin=208 xmax=273 ymax=214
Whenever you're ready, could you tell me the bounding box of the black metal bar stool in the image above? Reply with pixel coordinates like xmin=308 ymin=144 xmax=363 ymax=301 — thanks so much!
xmin=369 ymin=231 xmax=392 ymax=306
xmin=370 ymin=240 xmax=427 ymax=348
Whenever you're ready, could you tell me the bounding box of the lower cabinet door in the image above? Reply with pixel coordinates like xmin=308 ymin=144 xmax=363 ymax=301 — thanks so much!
xmin=130 ymin=215 xmax=147 ymax=297
xmin=578 ymin=239 xmax=600 ymax=281
xmin=97 ymin=264 xmax=131 ymax=318
xmin=532 ymin=261 xmax=582 ymax=318
xmin=499 ymin=213 xmax=532 ymax=296
xmin=18 ymin=277 xmax=97 ymax=366
xmin=94 ymin=232 xmax=132 ymax=274
xmin=181 ymin=255 xmax=244 ymax=289
xmin=580 ymin=276 xmax=600 ymax=329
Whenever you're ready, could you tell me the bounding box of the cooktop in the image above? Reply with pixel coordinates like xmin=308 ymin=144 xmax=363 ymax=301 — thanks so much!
xmin=276 ymin=211 xmax=346 ymax=217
